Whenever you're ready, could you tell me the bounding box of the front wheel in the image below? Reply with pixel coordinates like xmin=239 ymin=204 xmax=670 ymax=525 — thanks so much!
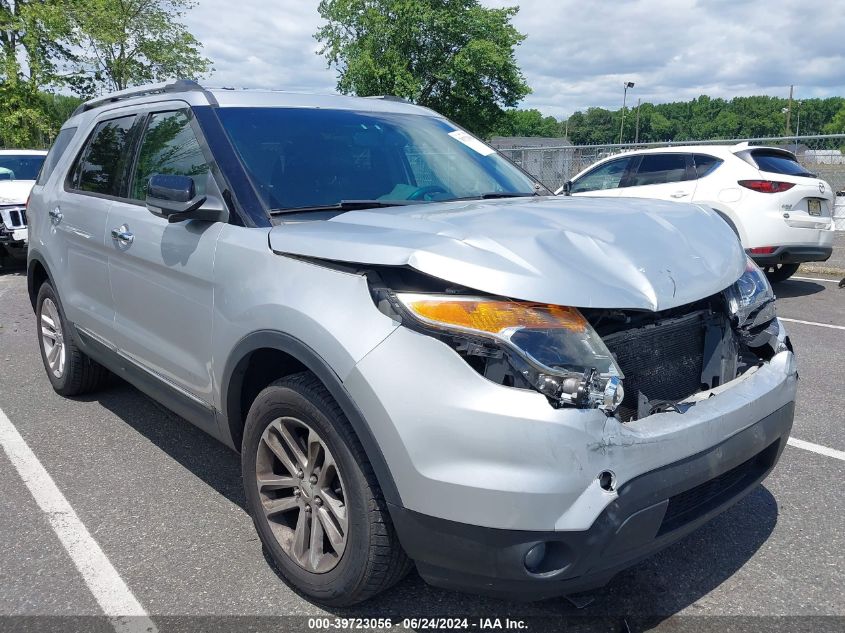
xmin=242 ymin=372 xmax=411 ymax=606
xmin=763 ymin=263 xmax=799 ymax=283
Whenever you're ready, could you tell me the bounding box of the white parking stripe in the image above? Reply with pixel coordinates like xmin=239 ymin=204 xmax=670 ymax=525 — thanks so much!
xmin=791 ymin=276 xmax=841 ymax=284
xmin=780 ymin=317 xmax=845 ymax=331
xmin=788 ymin=437 xmax=845 ymax=462
xmin=0 ymin=407 xmax=157 ymax=633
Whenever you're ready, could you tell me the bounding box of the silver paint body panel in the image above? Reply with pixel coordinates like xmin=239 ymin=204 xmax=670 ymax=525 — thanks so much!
xmin=28 ymin=85 xmax=796 ymax=533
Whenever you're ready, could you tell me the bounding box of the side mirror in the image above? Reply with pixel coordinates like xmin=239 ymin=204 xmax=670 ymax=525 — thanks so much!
xmin=562 ymin=180 xmax=572 ymax=195
xmin=145 ymin=174 xmax=228 ymax=223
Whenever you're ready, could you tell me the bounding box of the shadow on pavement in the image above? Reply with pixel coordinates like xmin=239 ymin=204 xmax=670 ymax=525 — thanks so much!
xmin=772 ymin=279 xmax=826 ymax=298
xmin=80 ymin=375 xmax=779 ymax=625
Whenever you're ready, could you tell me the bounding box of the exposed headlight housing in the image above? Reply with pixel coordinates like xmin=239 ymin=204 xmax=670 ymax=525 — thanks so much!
xmin=724 ymin=257 xmax=776 ymax=328
xmin=391 ymin=293 xmax=624 ymax=411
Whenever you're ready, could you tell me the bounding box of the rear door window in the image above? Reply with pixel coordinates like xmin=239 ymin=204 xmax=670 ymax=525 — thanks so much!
xmin=37 ymin=127 xmax=77 ymax=185
xmin=570 ymin=156 xmax=634 ymax=193
xmin=629 ymin=154 xmax=691 ymax=186
xmin=751 ymin=150 xmax=813 ymax=177
xmin=692 ymin=154 xmax=722 ymax=178
xmin=69 ymin=115 xmax=137 ymax=196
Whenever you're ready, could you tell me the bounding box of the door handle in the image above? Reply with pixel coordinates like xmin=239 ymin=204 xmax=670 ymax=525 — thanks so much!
xmin=48 ymin=207 xmax=63 ymax=224
xmin=670 ymin=191 xmax=689 ymax=198
xmin=111 ymin=225 xmax=134 ymax=245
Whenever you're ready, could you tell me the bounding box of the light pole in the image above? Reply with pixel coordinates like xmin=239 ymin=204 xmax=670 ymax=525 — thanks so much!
xmin=619 ymin=81 xmax=635 ymax=144
xmin=795 ymin=101 xmax=802 ymax=144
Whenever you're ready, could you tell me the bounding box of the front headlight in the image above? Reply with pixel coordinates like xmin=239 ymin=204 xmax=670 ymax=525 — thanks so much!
xmin=724 ymin=257 xmax=776 ymax=327
xmin=392 ymin=293 xmax=624 ymax=411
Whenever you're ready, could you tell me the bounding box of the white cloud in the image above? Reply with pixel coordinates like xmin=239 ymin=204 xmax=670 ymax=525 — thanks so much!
xmin=185 ymin=0 xmax=845 ymax=119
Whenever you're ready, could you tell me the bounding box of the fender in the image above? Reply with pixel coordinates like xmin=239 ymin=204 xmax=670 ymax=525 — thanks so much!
xmin=220 ymin=330 xmax=403 ymax=507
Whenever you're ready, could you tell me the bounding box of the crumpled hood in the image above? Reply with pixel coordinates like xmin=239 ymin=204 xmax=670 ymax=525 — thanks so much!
xmin=269 ymin=196 xmax=746 ymax=311
xmin=0 ymin=180 xmax=35 ymax=205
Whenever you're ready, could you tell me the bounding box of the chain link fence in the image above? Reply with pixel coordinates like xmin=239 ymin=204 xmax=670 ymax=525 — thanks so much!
xmin=495 ymin=134 xmax=845 ymax=196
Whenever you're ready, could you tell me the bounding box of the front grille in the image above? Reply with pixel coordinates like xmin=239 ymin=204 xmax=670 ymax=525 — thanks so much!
xmin=1 ymin=206 xmax=27 ymax=228
xmin=603 ymin=311 xmax=706 ymax=421
xmin=657 ymin=440 xmax=780 ymax=536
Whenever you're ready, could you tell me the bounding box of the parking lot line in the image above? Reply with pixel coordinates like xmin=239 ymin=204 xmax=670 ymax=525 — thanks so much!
xmin=780 ymin=317 xmax=845 ymax=331
xmin=791 ymin=276 xmax=842 ymax=284
xmin=788 ymin=437 xmax=845 ymax=461
xmin=0 ymin=406 xmax=157 ymax=633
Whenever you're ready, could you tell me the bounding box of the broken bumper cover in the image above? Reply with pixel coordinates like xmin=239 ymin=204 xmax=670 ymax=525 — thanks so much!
xmin=390 ymin=401 xmax=793 ymax=599
xmin=345 ymin=320 xmax=797 ymax=596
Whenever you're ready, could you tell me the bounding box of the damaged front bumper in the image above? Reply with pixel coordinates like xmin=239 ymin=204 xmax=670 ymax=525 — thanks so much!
xmin=344 ymin=319 xmax=797 ymax=597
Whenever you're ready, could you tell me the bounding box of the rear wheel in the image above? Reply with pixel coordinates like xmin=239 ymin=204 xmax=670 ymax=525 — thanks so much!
xmin=36 ymin=282 xmax=109 ymax=396
xmin=242 ymin=372 xmax=411 ymax=606
xmin=762 ymin=263 xmax=799 ymax=283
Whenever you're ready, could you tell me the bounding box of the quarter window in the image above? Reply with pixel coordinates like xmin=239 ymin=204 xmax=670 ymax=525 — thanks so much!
xmin=70 ymin=116 xmax=137 ymax=196
xmin=629 ymin=154 xmax=690 ymax=186
xmin=37 ymin=128 xmax=76 ymax=185
xmin=692 ymin=154 xmax=722 ymax=178
xmin=130 ymin=110 xmax=210 ymax=201
xmin=570 ymin=157 xmax=633 ymax=193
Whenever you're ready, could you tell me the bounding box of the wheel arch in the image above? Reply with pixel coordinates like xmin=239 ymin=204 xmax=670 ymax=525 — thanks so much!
xmin=27 ymin=251 xmax=53 ymax=311
xmin=220 ymin=330 xmax=403 ymax=507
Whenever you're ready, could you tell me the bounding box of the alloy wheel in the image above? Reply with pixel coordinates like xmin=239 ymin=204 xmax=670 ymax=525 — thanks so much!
xmin=255 ymin=417 xmax=348 ymax=573
xmin=40 ymin=298 xmax=66 ymax=378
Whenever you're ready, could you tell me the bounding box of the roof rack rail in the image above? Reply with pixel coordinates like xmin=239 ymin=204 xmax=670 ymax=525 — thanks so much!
xmin=365 ymin=95 xmax=410 ymax=103
xmin=71 ymin=79 xmax=217 ymax=117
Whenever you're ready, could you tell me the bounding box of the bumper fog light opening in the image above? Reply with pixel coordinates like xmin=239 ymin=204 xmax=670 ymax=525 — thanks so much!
xmin=598 ymin=470 xmax=617 ymax=492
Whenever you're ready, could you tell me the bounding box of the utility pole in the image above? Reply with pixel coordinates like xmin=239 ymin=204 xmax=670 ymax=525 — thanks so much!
xmin=619 ymin=81 xmax=635 ymax=144
xmin=785 ymin=84 xmax=793 ymax=136
xmin=634 ymin=98 xmax=642 ymax=144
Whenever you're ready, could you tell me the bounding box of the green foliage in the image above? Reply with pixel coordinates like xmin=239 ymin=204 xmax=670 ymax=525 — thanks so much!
xmin=0 ymin=0 xmax=76 ymax=146
xmin=315 ymin=0 xmax=531 ymax=138
xmin=66 ymin=0 xmax=212 ymax=95
xmin=491 ymin=95 xmax=845 ymax=145
xmin=493 ymin=108 xmax=560 ymax=137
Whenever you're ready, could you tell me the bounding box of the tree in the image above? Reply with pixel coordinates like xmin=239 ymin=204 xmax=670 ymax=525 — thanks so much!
xmin=0 ymin=0 xmax=74 ymax=145
xmin=66 ymin=0 xmax=211 ymax=96
xmin=823 ymin=105 xmax=845 ymax=135
xmin=493 ymin=108 xmax=560 ymax=138
xmin=315 ymin=0 xmax=531 ymax=138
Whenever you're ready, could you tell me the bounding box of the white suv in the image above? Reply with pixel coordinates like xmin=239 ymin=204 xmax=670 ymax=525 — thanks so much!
xmin=562 ymin=144 xmax=836 ymax=282
xmin=0 ymin=149 xmax=48 ymax=266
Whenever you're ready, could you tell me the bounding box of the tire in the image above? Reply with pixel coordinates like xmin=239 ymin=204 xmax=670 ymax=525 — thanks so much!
xmin=242 ymin=372 xmax=412 ymax=606
xmin=36 ymin=282 xmax=110 ymax=396
xmin=763 ymin=263 xmax=799 ymax=283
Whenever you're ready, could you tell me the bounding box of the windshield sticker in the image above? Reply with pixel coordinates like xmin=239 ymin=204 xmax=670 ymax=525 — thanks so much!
xmin=448 ymin=130 xmax=496 ymax=156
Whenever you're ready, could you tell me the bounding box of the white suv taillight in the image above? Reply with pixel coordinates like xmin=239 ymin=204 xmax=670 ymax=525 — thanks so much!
xmin=738 ymin=180 xmax=795 ymax=193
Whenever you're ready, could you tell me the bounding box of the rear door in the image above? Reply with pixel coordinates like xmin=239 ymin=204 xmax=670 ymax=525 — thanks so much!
xmin=106 ymin=105 xmax=224 ymax=416
xmin=618 ymin=153 xmax=698 ymax=201
xmin=52 ymin=115 xmax=139 ymax=339
xmin=569 ymin=155 xmax=635 ymax=197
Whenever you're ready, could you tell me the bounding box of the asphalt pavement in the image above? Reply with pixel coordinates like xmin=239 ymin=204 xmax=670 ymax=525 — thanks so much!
xmin=0 ymin=264 xmax=843 ymax=632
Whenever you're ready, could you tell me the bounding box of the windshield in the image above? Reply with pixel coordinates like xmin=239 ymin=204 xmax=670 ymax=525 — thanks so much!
xmin=216 ymin=107 xmax=541 ymax=211
xmin=0 ymin=154 xmax=45 ymax=180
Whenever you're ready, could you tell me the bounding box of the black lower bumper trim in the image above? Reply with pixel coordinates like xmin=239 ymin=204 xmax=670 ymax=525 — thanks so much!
xmin=389 ymin=402 xmax=794 ymax=600
xmin=750 ymin=245 xmax=832 ymax=265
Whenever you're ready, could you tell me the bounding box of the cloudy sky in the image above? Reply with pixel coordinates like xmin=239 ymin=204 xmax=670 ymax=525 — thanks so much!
xmin=185 ymin=0 xmax=845 ymax=120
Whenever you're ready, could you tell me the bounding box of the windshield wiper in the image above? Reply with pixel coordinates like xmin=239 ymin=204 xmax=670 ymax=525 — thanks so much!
xmin=269 ymin=199 xmax=422 ymax=216
xmin=443 ymin=192 xmax=539 ymax=202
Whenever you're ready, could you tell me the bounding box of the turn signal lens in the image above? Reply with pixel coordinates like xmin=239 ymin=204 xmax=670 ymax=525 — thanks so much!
xmin=396 ymin=295 xmax=588 ymax=335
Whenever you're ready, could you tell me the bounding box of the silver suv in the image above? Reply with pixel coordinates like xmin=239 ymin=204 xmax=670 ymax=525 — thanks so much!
xmin=28 ymin=80 xmax=797 ymax=605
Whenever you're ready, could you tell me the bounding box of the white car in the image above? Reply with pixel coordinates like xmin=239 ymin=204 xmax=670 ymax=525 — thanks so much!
xmin=561 ymin=143 xmax=836 ymax=282
xmin=0 ymin=149 xmax=48 ymax=266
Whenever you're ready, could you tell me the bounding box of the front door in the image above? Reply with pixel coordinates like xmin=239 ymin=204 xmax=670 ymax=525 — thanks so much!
xmin=106 ymin=108 xmax=223 ymax=415
xmin=619 ymin=153 xmax=698 ymax=202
